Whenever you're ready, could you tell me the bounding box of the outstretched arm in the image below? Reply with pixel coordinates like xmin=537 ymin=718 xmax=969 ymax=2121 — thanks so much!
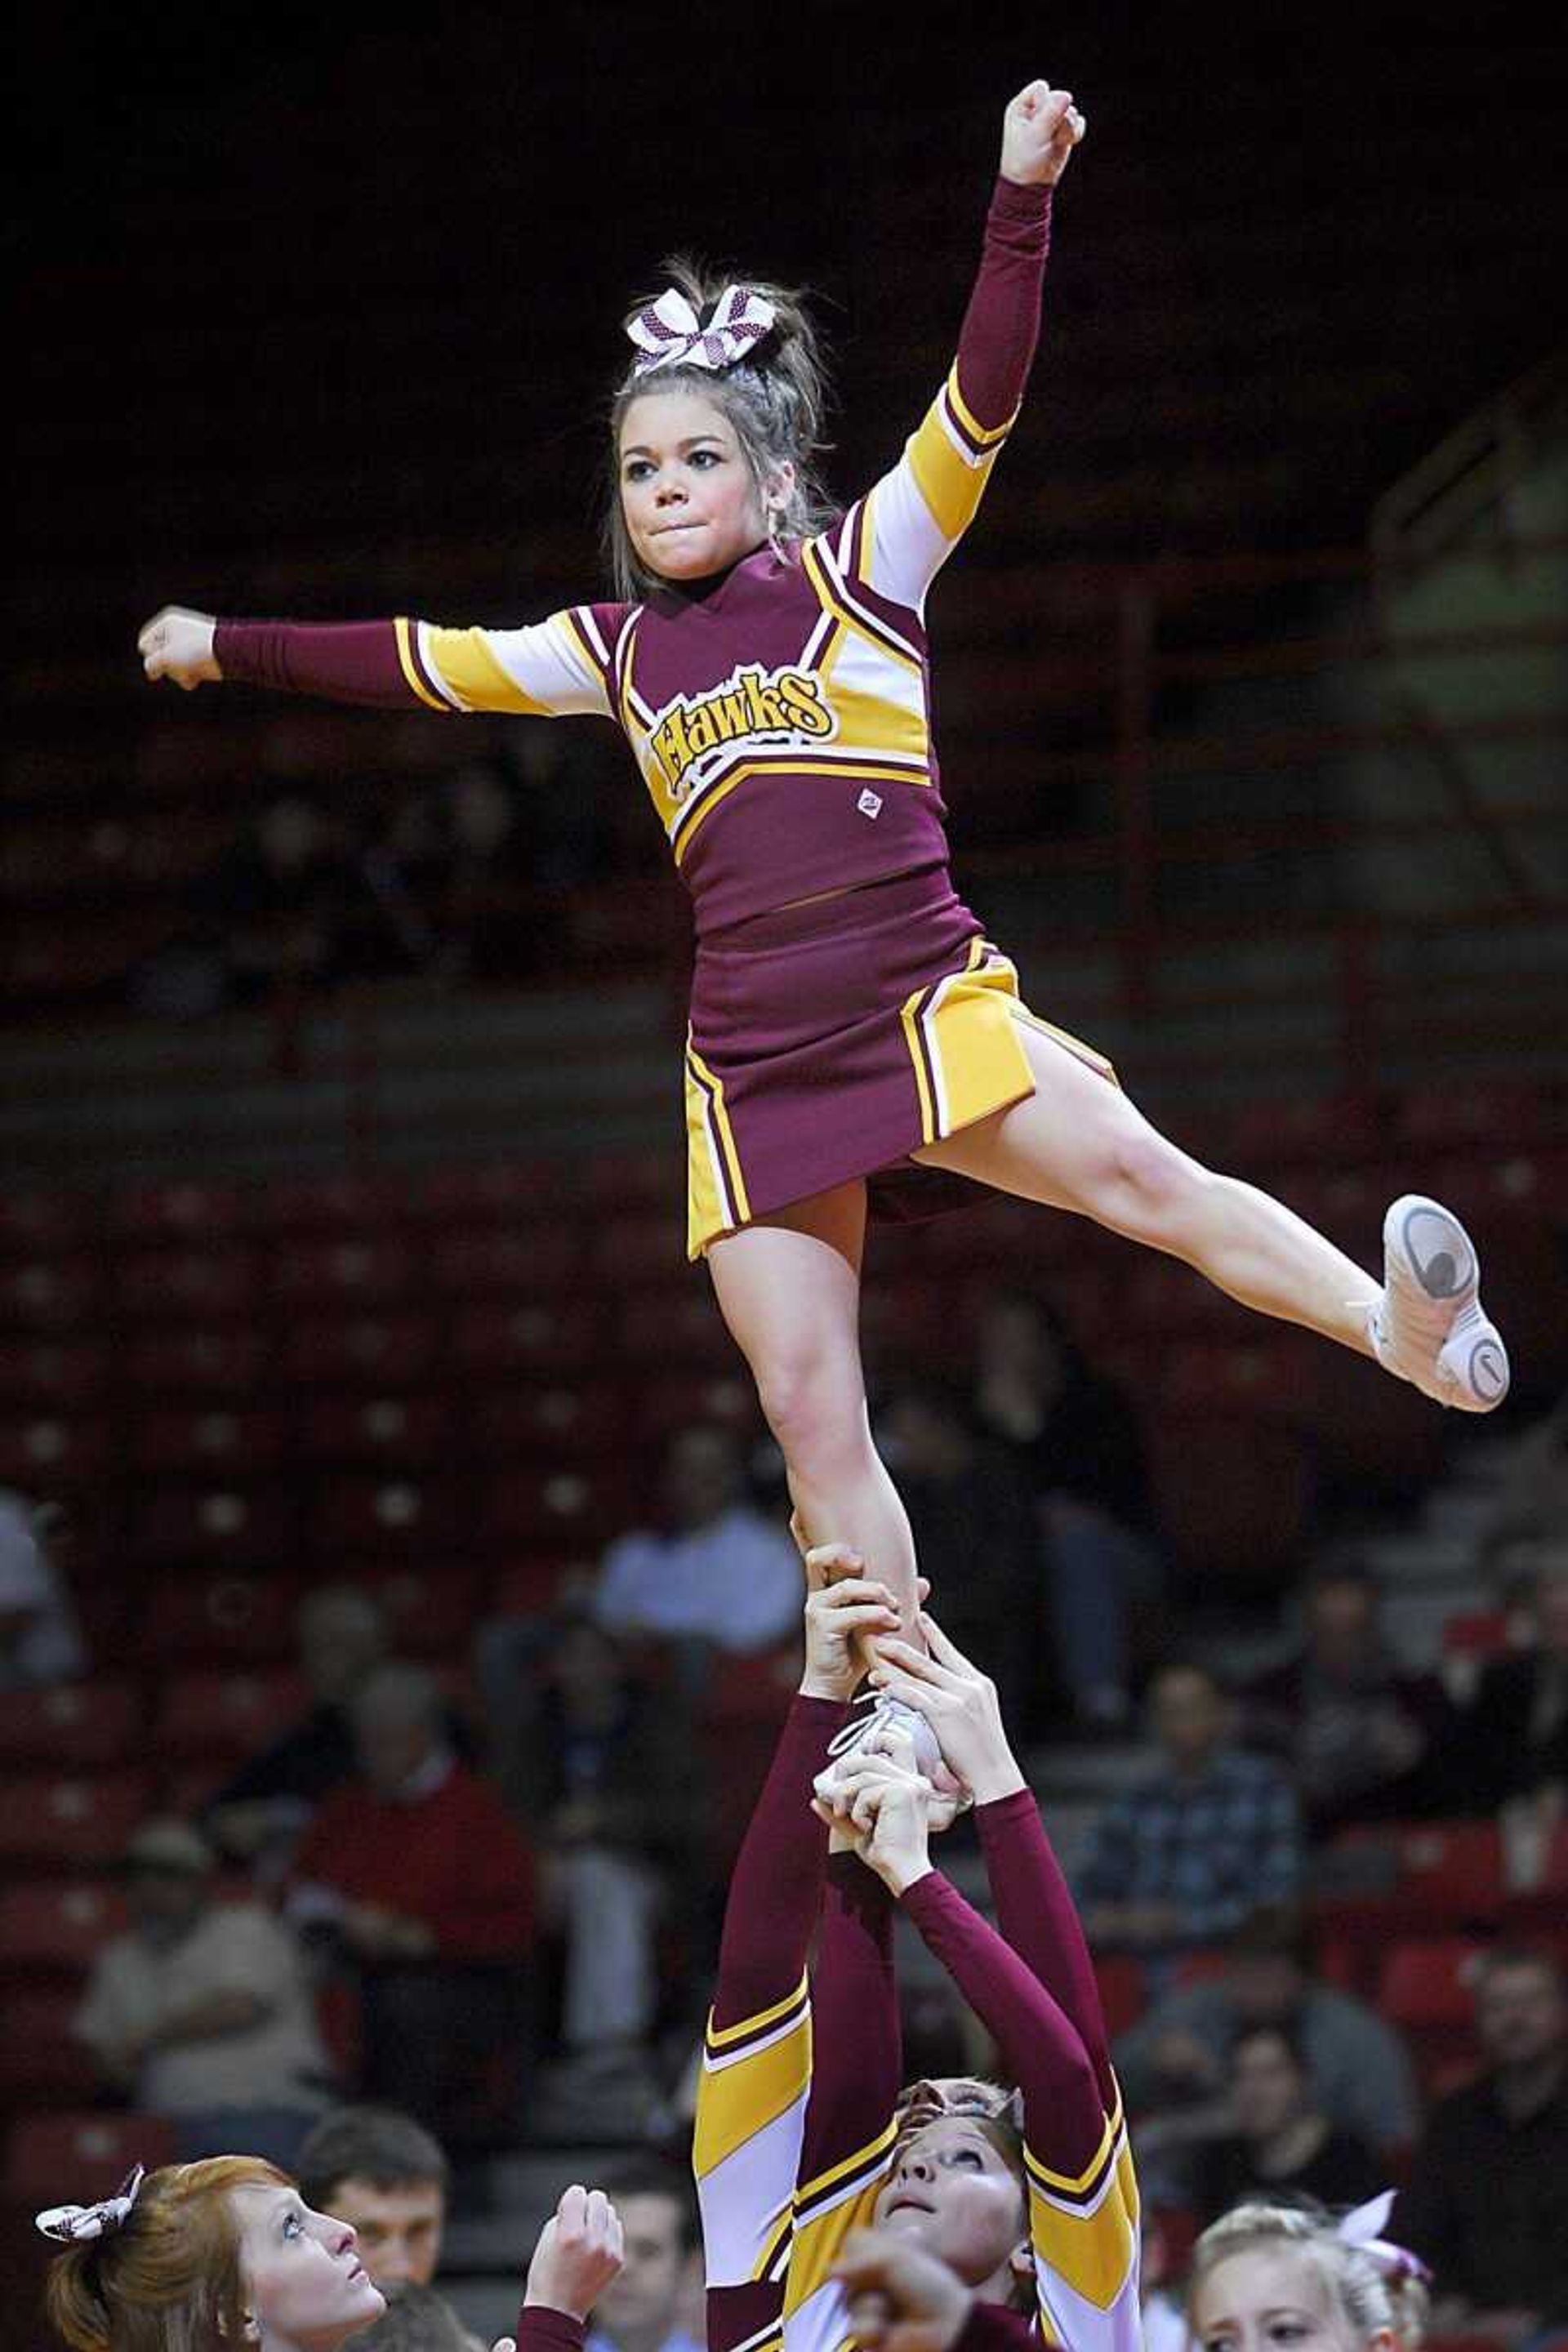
xmin=137 ymin=600 xmax=623 ymax=716
xmin=854 ymin=79 xmax=1085 ymax=613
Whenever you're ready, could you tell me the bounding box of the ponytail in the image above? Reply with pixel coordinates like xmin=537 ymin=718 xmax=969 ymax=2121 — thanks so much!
xmin=42 ymin=2157 xmax=289 ymax=2352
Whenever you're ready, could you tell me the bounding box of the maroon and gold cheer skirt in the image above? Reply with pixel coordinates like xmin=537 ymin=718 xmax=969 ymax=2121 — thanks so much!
xmin=683 ymin=866 xmax=1116 ymax=1258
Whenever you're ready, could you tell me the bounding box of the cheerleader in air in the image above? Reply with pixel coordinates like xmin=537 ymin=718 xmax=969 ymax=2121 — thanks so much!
xmin=140 ymin=77 xmax=1510 ymax=1654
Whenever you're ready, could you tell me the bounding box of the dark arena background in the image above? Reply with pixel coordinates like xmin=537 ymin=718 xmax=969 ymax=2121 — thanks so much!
xmin=7 ymin=2 xmax=1568 ymax=2342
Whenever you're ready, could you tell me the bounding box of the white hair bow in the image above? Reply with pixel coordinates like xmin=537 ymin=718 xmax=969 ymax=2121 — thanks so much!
xmin=36 ymin=2164 xmax=146 ymax=2244
xmin=1337 ymin=2191 xmax=1433 ymax=2284
xmin=626 ymin=284 xmax=777 ymax=376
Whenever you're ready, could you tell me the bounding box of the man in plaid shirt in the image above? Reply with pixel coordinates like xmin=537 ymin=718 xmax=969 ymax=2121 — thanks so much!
xmin=1076 ymin=1661 xmax=1302 ymax=1969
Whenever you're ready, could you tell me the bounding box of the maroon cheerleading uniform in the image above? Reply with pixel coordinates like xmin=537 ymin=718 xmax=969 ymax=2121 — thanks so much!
xmin=212 ymin=177 xmax=1116 ymax=1256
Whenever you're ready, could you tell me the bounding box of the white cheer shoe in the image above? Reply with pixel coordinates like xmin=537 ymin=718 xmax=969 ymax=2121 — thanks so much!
xmin=1370 ymin=1193 xmax=1510 ymax=1413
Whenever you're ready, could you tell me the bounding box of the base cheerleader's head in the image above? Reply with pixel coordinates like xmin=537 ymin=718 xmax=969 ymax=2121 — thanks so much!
xmin=39 ymin=2155 xmax=385 ymax=2352
xmin=1187 ymin=2198 xmax=1432 ymax=2352
xmin=606 ymin=259 xmax=835 ymax=600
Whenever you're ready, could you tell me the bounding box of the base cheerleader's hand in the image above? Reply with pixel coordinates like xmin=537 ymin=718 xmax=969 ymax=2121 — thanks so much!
xmin=835 ymin=2227 xmax=974 ymax=2352
xmin=800 ymin=1547 xmax=903 ymax=1703
xmin=138 ymin=605 xmax=222 ymax=690
xmin=1000 ymin=80 xmax=1086 ymax=188
xmin=867 ymin=1611 xmax=1027 ymax=1809
xmin=522 ymin=2184 xmax=625 ymax=2322
xmin=813 ymin=1748 xmax=934 ymax=1897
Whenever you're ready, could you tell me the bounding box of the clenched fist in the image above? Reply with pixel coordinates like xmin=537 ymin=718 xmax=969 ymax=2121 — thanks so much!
xmin=1000 ymin=81 xmax=1086 ymax=188
xmin=138 ymin=605 xmax=221 ymax=690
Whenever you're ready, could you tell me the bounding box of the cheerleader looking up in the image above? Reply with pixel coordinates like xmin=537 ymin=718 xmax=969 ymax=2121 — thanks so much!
xmin=39 ymin=2158 xmax=622 ymax=2352
xmin=140 ymin=78 xmax=1508 ymax=1670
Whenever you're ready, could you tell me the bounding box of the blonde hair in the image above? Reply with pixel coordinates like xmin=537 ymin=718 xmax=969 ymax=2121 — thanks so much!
xmin=606 ymin=254 xmax=836 ymax=600
xmin=1189 ymin=2203 xmax=1429 ymax=2350
xmin=45 ymin=2156 xmax=291 ymax=2352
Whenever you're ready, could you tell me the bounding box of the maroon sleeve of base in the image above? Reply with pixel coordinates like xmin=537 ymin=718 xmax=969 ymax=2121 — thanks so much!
xmin=711 ymin=1693 xmax=849 ymax=2032
xmin=514 ymin=2311 xmax=585 ymax=2352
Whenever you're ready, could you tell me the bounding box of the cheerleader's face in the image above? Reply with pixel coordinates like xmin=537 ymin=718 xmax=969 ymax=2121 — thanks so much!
xmin=872 ymin=2116 xmax=1029 ymax=2292
xmin=1191 ymin=2247 xmax=1391 ymax=2352
xmin=231 ymin=2184 xmax=386 ymax=2349
xmin=619 ymin=388 xmax=792 ymax=581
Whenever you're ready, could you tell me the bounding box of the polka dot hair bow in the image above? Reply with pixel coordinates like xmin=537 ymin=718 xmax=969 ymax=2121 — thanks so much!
xmin=36 ymin=2164 xmax=146 ymax=2243
xmin=1336 ymin=2190 xmax=1433 ymax=2285
xmin=626 ymin=284 xmax=777 ymax=376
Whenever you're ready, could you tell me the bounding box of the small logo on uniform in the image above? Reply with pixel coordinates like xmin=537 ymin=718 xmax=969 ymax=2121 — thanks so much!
xmin=857 ymin=789 xmax=883 ymax=819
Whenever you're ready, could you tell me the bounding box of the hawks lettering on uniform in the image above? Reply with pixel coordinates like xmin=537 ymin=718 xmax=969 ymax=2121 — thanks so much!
xmin=651 ymin=663 xmax=836 ymax=799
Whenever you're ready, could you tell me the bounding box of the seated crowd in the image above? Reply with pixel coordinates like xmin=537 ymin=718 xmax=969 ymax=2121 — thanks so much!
xmin=5 ymin=1352 xmax=1568 ymax=2344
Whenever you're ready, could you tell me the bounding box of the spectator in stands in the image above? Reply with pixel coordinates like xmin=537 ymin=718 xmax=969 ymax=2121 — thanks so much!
xmin=495 ymin=1607 xmax=706 ymax=2129
xmin=0 ymin=1487 xmax=85 ymax=1687
xmin=969 ymin=1290 xmax=1163 ymax=1734
xmin=74 ymin=1816 xmax=331 ymax=2166
xmin=287 ymin=1662 xmax=536 ymax=2145
xmin=1075 ymin=1661 xmax=1302 ymax=1968
xmin=585 ymin=2158 xmax=703 ymax=2352
xmin=205 ymin=1583 xmax=394 ymax=1868
xmin=1113 ymin=1903 xmax=1419 ymax=2167
xmin=594 ymin=1423 xmax=802 ymax=1666
xmin=1463 ymin=1552 xmax=1568 ymax=1818
xmin=875 ymin=1376 xmax=1047 ymax=1737
xmin=1189 ymin=2020 xmax=1383 ymax=2224
xmin=348 ymin=2282 xmax=474 ymax=2352
xmin=296 ymin=2105 xmax=452 ymax=2289
xmin=1240 ymin=1560 xmax=1456 ymax=1838
xmin=1394 ymin=1944 xmax=1568 ymax=2343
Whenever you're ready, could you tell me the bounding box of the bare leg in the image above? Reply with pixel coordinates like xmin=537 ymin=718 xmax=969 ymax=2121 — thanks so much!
xmin=916 ymin=1024 xmax=1379 ymax=1352
xmin=706 ymin=1182 xmax=922 ymax=1631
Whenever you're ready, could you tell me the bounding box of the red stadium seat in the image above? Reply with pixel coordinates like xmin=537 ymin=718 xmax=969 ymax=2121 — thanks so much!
xmin=1227 ymin=1091 xmax=1377 ymax=1169
xmin=1338 ymin=1821 xmax=1506 ymax=1930
xmin=0 ymin=1989 xmax=100 ymax=2104
xmin=122 ymin=1325 xmax=270 ymax=1398
xmin=0 ymin=1879 xmax=128 ymax=1977
xmin=0 ymin=1413 xmax=112 ymax=1491
xmin=0 ymin=1680 xmax=144 ymax=1771
xmin=0 ymin=1254 xmax=99 ymax=1333
xmin=475 ymin=1383 xmax=627 ymax=1461
xmin=283 ymin=1313 xmax=437 ymax=1389
xmin=1394 ymin=1083 xmax=1547 ymax=1157
xmin=111 ymin=1245 xmax=262 ymax=1325
xmin=486 ymin=1557 xmax=592 ymax=1618
xmin=594 ymin=1212 xmax=689 ymax=1288
xmin=406 ymin=1159 xmax=560 ymax=1225
xmin=617 ymin=1287 xmax=732 ymax=1370
xmin=2 ymin=2113 xmax=179 ymax=2208
xmin=0 ymin=1771 xmax=153 ymax=1875
xmin=131 ymin=1405 xmax=291 ymax=1478
xmin=635 ymin=1372 xmax=760 ymax=1446
xmin=127 ymin=1485 xmax=296 ymax=1571
xmin=305 ymin=1478 xmax=470 ymax=1558
xmin=426 ymin=1226 xmax=581 ymax=1298
xmin=268 ymin=1236 xmax=417 ymax=1312
xmin=106 ymin=1178 xmax=253 ymax=1243
xmin=259 ymin=1171 xmax=409 ymax=1234
xmin=298 ymin=1394 xmax=453 ymax=1468
xmin=137 ymin=1570 xmax=306 ymax=1666
xmin=479 ymin=1464 xmax=630 ymax=1553
xmin=152 ymin=1669 xmax=310 ymax=1763
xmin=333 ymin=1564 xmax=484 ymax=1658
xmin=1147 ymin=1413 xmax=1312 ymax=1587
xmin=450 ymin=1300 xmax=604 ymax=1379
xmin=0 ymin=1337 xmax=110 ymax=1410
xmin=1377 ymin=1937 xmax=1484 ymax=2092
xmin=0 ymin=1192 xmax=92 ymax=1255
xmin=1090 ymin=1955 xmax=1147 ymax=2042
